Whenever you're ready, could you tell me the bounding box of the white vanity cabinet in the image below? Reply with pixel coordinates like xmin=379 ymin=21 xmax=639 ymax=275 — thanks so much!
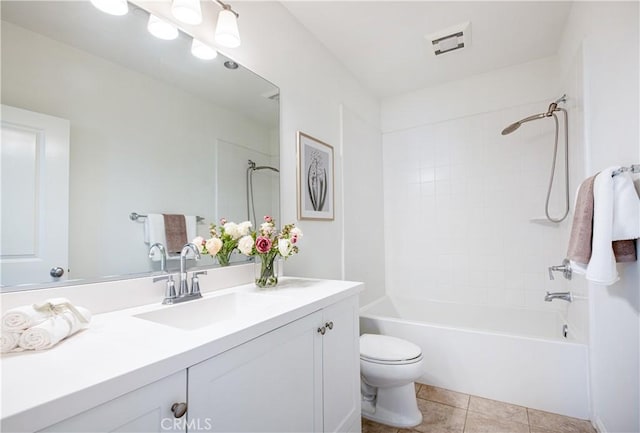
xmin=40 ymin=371 xmax=187 ymax=433
xmin=187 ymin=295 xmax=361 ymax=433
xmin=2 ymin=280 xmax=363 ymax=433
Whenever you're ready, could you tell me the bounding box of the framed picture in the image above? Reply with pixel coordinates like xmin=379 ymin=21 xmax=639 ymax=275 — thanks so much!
xmin=297 ymin=131 xmax=334 ymax=220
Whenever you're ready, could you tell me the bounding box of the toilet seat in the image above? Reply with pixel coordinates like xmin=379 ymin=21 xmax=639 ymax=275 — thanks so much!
xmin=360 ymin=334 xmax=423 ymax=365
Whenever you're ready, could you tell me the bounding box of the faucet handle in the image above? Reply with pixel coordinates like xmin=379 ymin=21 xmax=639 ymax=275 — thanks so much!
xmin=548 ymin=258 xmax=572 ymax=281
xmin=190 ymin=271 xmax=207 ymax=296
xmin=154 ymin=274 xmax=177 ymax=303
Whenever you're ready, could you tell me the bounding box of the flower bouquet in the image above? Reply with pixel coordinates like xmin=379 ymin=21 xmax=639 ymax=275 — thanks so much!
xmin=238 ymin=216 xmax=303 ymax=288
xmin=193 ymin=218 xmax=252 ymax=266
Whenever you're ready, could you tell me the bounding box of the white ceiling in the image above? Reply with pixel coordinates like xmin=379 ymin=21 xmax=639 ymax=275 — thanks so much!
xmin=282 ymin=1 xmax=573 ymax=99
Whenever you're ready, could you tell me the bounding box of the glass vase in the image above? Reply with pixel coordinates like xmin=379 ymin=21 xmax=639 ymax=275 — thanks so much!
xmin=216 ymin=249 xmax=232 ymax=267
xmin=254 ymin=254 xmax=278 ymax=288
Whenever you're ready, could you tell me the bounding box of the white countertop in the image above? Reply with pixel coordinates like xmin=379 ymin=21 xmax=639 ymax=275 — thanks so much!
xmin=1 ymin=277 xmax=363 ymax=432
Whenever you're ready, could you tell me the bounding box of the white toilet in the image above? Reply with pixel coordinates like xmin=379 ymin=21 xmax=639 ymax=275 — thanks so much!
xmin=359 ymin=334 xmax=424 ymax=428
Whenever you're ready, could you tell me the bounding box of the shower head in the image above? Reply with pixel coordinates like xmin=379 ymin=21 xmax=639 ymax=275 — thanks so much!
xmin=501 ymin=95 xmax=567 ymax=136
xmin=500 ymin=112 xmax=547 ymax=135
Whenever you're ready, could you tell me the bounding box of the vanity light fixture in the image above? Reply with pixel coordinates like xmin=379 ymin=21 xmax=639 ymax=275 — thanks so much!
xmin=214 ymin=0 xmax=240 ymax=48
xmin=147 ymin=14 xmax=179 ymax=40
xmin=89 ymin=0 xmax=128 ymax=16
xmin=171 ymin=0 xmax=202 ymax=25
xmin=191 ymin=39 xmax=218 ymax=60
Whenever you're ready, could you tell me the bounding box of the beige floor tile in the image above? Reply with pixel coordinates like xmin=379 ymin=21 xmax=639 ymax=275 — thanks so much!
xmin=413 ymin=399 xmax=466 ymax=433
xmin=528 ymin=409 xmax=596 ymax=433
xmin=416 ymin=383 xmax=423 ymax=394
xmin=464 ymin=411 xmax=529 ymax=433
xmin=362 ymin=418 xmax=400 ymax=433
xmin=418 ymin=385 xmax=470 ymax=410
xmin=467 ymin=396 xmax=528 ymax=425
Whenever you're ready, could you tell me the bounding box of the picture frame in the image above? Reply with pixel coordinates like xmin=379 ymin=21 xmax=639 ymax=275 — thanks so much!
xmin=297 ymin=131 xmax=334 ymax=220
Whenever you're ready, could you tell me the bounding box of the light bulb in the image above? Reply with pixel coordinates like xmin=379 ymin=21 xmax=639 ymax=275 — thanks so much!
xmin=191 ymin=39 xmax=218 ymax=60
xmin=90 ymin=0 xmax=128 ymax=16
xmin=171 ymin=0 xmax=202 ymax=26
xmin=147 ymin=14 xmax=179 ymax=40
xmin=215 ymin=8 xmax=240 ymax=48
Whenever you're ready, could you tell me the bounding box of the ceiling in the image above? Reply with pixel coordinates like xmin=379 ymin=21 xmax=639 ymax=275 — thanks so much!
xmin=282 ymin=1 xmax=573 ymax=99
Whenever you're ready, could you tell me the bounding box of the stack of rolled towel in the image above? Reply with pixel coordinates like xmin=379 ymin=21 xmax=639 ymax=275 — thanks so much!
xmin=1 ymin=298 xmax=91 ymax=353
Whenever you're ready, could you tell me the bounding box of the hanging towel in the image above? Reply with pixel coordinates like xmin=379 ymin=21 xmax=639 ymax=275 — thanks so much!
xmin=164 ymin=214 xmax=187 ymax=254
xmin=567 ymin=175 xmax=597 ymax=264
xmin=145 ymin=214 xmax=197 ymax=260
xmin=17 ymin=306 xmax=91 ymax=351
xmin=567 ymin=173 xmax=638 ymax=277
xmin=612 ymin=171 xmax=640 ymax=241
xmin=586 ymin=167 xmax=640 ymax=285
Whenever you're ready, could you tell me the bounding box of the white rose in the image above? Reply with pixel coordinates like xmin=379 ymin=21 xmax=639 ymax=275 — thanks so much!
xmin=192 ymin=236 xmax=205 ymax=252
xmin=238 ymin=221 xmax=252 ymax=236
xmin=223 ymin=222 xmax=241 ymax=239
xmin=238 ymin=235 xmax=254 ymax=256
xmin=291 ymin=227 xmax=303 ymax=238
xmin=205 ymin=237 xmax=223 ymax=255
xmin=260 ymin=222 xmax=274 ymax=235
xmin=278 ymin=239 xmax=293 ymax=257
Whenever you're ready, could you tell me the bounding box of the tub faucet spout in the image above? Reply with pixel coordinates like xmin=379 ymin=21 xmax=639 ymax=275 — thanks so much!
xmin=544 ymin=291 xmax=573 ymax=302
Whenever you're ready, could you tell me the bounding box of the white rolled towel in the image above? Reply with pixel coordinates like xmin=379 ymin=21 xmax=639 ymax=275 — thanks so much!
xmin=2 ymin=305 xmax=52 ymax=331
xmin=18 ymin=307 xmax=92 ymax=351
xmin=1 ymin=331 xmax=22 ymax=353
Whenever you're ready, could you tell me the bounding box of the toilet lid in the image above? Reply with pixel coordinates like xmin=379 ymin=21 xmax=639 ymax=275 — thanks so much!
xmin=360 ymin=334 xmax=422 ymax=362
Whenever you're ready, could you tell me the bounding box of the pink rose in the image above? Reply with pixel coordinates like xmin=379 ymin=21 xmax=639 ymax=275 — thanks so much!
xmin=264 ymin=215 xmax=273 ymax=223
xmin=255 ymin=236 xmax=272 ymax=254
xmin=220 ymin=218 xmax=227 ymax=225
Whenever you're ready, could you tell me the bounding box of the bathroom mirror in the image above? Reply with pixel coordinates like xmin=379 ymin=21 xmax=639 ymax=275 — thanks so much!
xmin=0 ymin=1 xmax=280 ymax=290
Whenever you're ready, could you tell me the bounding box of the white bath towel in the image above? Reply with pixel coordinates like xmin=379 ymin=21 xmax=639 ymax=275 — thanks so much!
xmin=587 ymin=167 xmax=640 ymax=285
xmin=145 ymin=214 xmax=198 ymax=261
xmin=1 ymin=331 xmax=22 ymax=353
xmin=611 ymin=171 xmax=640 ymax=241
xmin=18 ymin=306 xmax=91 ymax=351
xmin=2 ymin=305 xmax=52 ymax=331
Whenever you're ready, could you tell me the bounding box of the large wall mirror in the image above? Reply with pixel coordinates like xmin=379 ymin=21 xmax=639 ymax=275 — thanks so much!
xmin=1 ymin=1 xmax=280 ymax=291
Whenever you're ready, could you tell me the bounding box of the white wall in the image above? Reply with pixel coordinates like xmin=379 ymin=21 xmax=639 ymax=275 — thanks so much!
xmin=216 ymin=2 xmax=382 ymax=284
xmin=557 ymin=3 xmax=640 ymax=432
xmin=1 ymin=21 xmax=274 ymax=279
xmin=381 ymin=57 xmax=574 ymax=315
xmin=341 ymin=105 xmax=386 ymax=305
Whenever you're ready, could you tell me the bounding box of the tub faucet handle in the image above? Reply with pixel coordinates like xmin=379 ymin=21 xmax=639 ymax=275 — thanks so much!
xmin=548 ymin=258 xmax=572 ymax=280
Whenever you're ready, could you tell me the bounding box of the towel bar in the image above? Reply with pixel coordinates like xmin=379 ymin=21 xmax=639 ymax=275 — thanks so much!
xmin=130 ymin=212 xmax=205 ymax=223
xmin=611 ymin=164 xmax=639 ymax=177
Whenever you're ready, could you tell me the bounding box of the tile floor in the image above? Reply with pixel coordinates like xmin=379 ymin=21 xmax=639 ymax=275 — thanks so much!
xmin=362 ymin=383 xmax=597 ymax=433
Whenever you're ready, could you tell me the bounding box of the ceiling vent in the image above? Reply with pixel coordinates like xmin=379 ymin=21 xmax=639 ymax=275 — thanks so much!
xmin=426 ymin=21 xmax=471 ymax=56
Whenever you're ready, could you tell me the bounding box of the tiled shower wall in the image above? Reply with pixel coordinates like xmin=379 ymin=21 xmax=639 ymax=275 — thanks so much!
xmin=383 ymin=99 xmax=573 ymax=312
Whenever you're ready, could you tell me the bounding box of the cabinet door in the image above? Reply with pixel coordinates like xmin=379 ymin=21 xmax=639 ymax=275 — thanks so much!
xmin=188 ymin=311 xmax=323 ymax=433
xmin=40 ymin=371 xmax=186 ymax=433
xmin=322 ymin=296 xmax=361 ymax=433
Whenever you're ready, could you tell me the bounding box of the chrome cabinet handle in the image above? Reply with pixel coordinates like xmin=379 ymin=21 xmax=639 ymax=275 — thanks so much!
xmin=317 ymin=326 xmax=326 ymax=335
xmin=50 ymin=267 xmax=64 ymax=278
xmin=325 ymin=321 xmax=334 ymax=330
xmin=171 ymin=402 xmax=188 ymax=418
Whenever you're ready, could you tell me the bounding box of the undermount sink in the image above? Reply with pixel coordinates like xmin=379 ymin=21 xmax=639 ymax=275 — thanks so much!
xmin=134 ymin=292 xmax=285 ymax=330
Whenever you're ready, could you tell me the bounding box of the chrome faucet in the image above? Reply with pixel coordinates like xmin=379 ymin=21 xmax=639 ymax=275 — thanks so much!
xmin=548 ymin=258 xmax=572 ymax=280
xmin=148 ymin=243 xmax=167 ymax=273
xmin=179 ymin=243 xmax=201 ymax=297
xmin=544 ymin=291 xmax=573 ymax=302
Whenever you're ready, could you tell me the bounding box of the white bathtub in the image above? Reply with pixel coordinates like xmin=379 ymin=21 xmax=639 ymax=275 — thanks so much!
xmin=359 ymin=296 xmax=590 ymax=419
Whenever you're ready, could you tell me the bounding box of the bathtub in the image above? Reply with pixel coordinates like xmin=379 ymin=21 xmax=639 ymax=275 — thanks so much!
xmin=359 ymin=296 xmax=589 ymax=419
